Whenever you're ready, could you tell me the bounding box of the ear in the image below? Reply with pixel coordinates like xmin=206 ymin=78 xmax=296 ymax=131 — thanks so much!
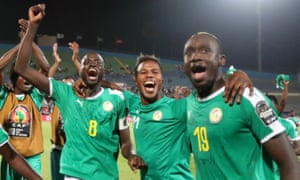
xmin=218 ymin=54 xmax=226 ymax=67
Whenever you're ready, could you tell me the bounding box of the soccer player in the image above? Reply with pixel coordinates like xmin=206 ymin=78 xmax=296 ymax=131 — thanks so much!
xmin=184 ymin=32 xmax=300 ymax=179
xmin=14 ymin=4 xmax=143 ymax=179
xmin=0 ymin=18 xmax=49 ymax=179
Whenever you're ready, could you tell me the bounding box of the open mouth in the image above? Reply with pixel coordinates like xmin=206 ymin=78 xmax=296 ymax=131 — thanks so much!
xmin=87 ymin=68 xmax=97 ymax=80
xmin=144 ymin=81 xmax=155 ymax=92
xmin=190 ymin=64 xmax=206 ymax=80
xmin=191 ymin=65 xmax=206 ymax=74
xmin=23 ymin=81 xmax=32 ymax=88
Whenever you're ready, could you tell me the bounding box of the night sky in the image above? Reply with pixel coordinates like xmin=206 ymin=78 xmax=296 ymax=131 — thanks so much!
xmin=1 ymin=0 xmax=300 ymax=74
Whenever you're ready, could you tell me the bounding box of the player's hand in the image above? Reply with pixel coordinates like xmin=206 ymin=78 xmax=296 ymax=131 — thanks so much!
xmin=52 ymin=43 xmax=61 ymax=63
xmin=18 ymin=18 xmax=29 ymax=38
xmin=68 ymin=41 xmax=80 ymax=55
xmin=28 ymin=4 xmax=46 ymax=24
xmin=224 ymin=70 xmax=254 ymax=105
xmin=72 ymin=78 xmax=87 ymax=98
xmin=128 ymin=155 xmax=147 ymax=173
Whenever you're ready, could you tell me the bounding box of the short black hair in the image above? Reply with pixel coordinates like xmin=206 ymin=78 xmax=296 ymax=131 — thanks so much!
xmin=134 ymin=54 xmax=163 ymax=77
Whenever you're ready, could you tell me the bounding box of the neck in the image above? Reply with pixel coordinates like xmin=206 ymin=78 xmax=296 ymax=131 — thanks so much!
xmin=141 ymin=91 xmax=163 ymax=105
xmin=197 ymin=73 xmax=225 ymax=98
xmin=84 ymin=84 xmax=102 ymax=97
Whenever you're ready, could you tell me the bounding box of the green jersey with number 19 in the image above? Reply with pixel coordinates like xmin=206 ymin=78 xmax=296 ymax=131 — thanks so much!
xmin=186 ymin=87 xmax=285 ymax=180
xmin=50 ymin=78 xmax=127 ymax=180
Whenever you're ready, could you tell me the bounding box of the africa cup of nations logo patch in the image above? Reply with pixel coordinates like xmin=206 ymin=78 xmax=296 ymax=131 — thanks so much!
xmin=209 ymin=108 xmax=222 ymax=124
xmin=8 ymin=105 xmax=31 ymax=137
xmin=153 ymin=111 xmax=162 ymax=121
xmin=103 ymin=101 xmax=113 ymax=112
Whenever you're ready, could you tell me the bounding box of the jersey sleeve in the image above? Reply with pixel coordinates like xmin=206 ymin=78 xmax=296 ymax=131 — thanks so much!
xmin=49 ymin=78 xmax=73 ymax=105
xmin=280 ymin=118 xmax=300 ymax=142
xmin=170 ymin=98 xmax=187 ymax=123
xmin=30 ymin=87 xmax=46 ymax=110
xmin=109 ymin=89 xmax=128 ymax=130
xmin=0 ymin=125 xmax=8 ymax=147
xmin=122 ymin=90 xmax=140 ymax=116
xmin=118 ymin=106 xmax=127 ymax=130
xmin=0 ymin=86 xmax=8 ymax=110
xmin=243 ymin=88 xmax=285 ymax=144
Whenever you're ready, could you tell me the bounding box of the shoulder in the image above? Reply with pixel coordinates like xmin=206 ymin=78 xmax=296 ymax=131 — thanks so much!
xmin=242 ymin=87 xmax=266 ymax=103
xmin=106 ymin=88 xmax=124 ymax=100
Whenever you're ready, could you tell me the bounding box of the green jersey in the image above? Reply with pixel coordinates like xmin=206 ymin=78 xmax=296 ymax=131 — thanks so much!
xmin=50 ymin=78 xmax=127 ymax=179
xmin=186 ymin=87 xmax=285 ymax=180
xmin=263 ymin=95 xmax=300 ymax=180
xmin=124 ymin=91 xmax=193 ymax=180
xmin=0 ymin=125 xmax=8 ymax=146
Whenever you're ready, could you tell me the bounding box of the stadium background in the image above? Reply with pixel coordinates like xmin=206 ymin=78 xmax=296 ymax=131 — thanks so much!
xmin=1 ymin=0 xmax=300 ymax=179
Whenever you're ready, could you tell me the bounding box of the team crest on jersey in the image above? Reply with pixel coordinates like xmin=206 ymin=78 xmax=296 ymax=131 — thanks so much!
xmin=8 ymin=105 xmax=31 ymax=137
xmin=153 ymin=111 xmax=162 ymax=121
xmin=209 ymin=108 xmax=222 ymax=124
xmin=103 ymin=101 xmax=113 ymax=112
xmin=255 ymin=100 xmax=277 ymax=125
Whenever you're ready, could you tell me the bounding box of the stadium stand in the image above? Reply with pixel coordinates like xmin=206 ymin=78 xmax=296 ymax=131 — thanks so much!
xmin=1 ymin=43 xmax=300 ymax=114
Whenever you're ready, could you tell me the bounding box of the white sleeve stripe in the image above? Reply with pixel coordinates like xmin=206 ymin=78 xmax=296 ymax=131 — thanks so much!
xmin=290 ymin=136 xmax=300 ymax=142
xmin=261 ymin=121 xmax=286 ymax=143
xmin=119 ymin=117 xmax=129 ymax=130
xmin=0 ymin=140 xmax=8 ymax=147
xmin=48 ymin=77 xmax=53 ymax=97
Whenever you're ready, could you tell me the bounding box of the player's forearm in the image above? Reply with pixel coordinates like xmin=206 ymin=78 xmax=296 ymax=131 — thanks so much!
xmin=15 ymin=22 xmax=38 ymax=73
xmin=32 ymin=42 xmax=50 ymax=73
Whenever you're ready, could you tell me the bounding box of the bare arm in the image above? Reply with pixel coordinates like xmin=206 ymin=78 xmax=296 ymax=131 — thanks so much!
xmin=48 ymin=42 xmax=61 ymax=77
xmin=292 ymin=140 xmax=300 ymax=156
xmin=14 ymin=4 xmax=50 ymax=94
xmin=119 ymin=128 xmax=146 ymax=172
xmin=263 ymin=133 xmax=300 ymax=179
xmin=119 ymin=128 xmax=133 ymax=159
xmin=19 ymin=18 xmax=49 ymax=74
xmin=0 ymin=44 xmax=20 ymax=85
xmin=277 ymin=80 xmax=289 ymax=114
xmin=0 ymin=44 xmax=19 ymax=72
xmin=68 ymin=41 xmax=81 ymax=72
xmin=0 ymin=143 xmax=42 ymax=180
xmin=32 ymin=42 xmax=49 ymax=73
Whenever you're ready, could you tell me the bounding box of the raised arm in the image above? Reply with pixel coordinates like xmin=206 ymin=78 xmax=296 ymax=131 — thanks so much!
xmin=19 ymin=18 xmax=50 ymax=74
xmin=0 ymin=44 xmax=20 ymax=84
xmin=277 ymin=80 xmax=289 ymax=114
xmin=32 ymin=42 xmax=50 ymax=74
xmin=48 ymin=42 xmax=61 ymax=77
xmin=68 ymin=41 xmax=81 ymax=72
xmin=14 ymin=4 xmax=50 ymax=94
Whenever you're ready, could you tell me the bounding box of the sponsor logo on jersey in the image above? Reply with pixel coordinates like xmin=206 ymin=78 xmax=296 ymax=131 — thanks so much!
xmin=209 ymin=108 xmax=222 ymax=124
xmin=103 ymin=101 xmax=114 ymax=112
xmin=76 ymin=99 xmax=83 ymax=107
xmin=255 ymin=100 xmax=277 ymax=125
xmin=153 ymin=111 xmax=162 ymax=121
xmin=8 ymin=104 xmax=31 ymax=137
